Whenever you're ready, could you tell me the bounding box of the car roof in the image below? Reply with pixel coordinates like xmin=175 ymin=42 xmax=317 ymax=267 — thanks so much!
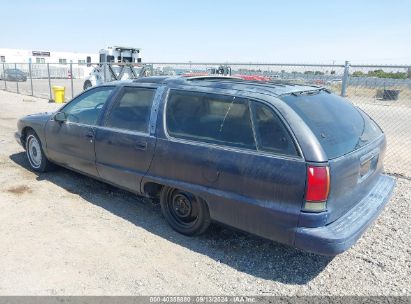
xmin=121 ymin=76 xmax=325 ymax=97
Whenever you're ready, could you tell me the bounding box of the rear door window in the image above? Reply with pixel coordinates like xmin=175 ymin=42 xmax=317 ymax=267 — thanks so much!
xmin=105 ymin=87 xmax=155 ymax=132
xmin=251 ymin=102 xmax=298 ymax=156
xmin=166 ymin=90 xmax=256 ymax=150
xmin=282 ymin=91 xmax=382 ymax=159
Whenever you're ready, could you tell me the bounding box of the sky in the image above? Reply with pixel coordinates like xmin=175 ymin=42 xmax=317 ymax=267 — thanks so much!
xmin=1 ymin=0 xmax=410 ymax=64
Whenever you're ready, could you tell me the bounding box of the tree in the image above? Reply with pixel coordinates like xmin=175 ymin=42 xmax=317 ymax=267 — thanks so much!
xmin=352 ymin=71 xmax=365 ymax=77
xmin=351 ymin=70 xmax=406 ymax=79
xmin=367 ymin=69 xmax=406 ymax=79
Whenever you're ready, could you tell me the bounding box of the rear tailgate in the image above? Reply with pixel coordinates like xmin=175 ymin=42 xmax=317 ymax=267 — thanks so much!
xmin=281 ymin=90 xmax=388 ymax=224
xmin=327 ymin=134 xmax=386 ymax=223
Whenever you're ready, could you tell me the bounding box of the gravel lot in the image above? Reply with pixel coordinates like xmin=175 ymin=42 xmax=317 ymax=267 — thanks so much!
xmin=0 ymin=90 xmax=409 ymax=296
xmin=356 ymin=102 xmax=411 ymax=178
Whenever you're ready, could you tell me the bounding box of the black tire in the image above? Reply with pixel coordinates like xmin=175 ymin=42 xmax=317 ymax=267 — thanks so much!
xmin=160 ymin=187 xmax=211 ymax=236
xmin=83 ymin=80 xmax=92 ymax=90
xmin=25 ymin=130 xmax=53 ymax=172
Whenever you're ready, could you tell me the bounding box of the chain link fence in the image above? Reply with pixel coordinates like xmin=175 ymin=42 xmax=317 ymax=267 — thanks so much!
xmin=0 ymin=62 xmax=90 ymax=100
xmin=1 ymin=61 xmax=410 ymax=178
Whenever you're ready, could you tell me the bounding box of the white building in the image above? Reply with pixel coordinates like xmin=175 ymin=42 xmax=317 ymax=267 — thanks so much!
xmin=0 ymin=48 xmax=99 ymax=64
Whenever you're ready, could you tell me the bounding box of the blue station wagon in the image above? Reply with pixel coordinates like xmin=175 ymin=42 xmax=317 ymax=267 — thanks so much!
xmin=15 ymin=76 xmax=395 ymax=255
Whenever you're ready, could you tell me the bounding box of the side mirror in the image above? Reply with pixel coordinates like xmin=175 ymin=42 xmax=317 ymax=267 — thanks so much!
xmin=54 ymin=112 xmax=67 ymax=123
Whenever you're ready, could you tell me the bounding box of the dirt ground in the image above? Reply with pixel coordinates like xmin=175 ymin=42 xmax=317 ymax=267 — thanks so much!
xmin=0 ymin=90 xmax=409 ymax=296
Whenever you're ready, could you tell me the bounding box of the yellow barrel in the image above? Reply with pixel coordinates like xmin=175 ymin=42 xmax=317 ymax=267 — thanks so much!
xmin=52 ymin=86 xmax=65 ymax=103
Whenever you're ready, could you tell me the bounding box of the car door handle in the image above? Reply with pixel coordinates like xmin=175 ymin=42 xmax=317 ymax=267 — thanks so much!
xmin=134 ymin=142 xmax=147 ymax=150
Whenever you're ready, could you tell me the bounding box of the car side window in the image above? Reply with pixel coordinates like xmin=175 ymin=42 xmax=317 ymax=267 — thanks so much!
xmin=166 ymin=90 xmax=256 ymax=150
xmin=62 ymin=87 xmax=114 ymax=125
xmin=252 ymin=102 xmax=298 ymax=156
xmin=105 ymin=87 xmax=155 ymax=132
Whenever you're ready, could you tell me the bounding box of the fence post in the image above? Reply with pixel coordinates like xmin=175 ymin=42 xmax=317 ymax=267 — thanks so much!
xmin=15 ymin=63 xmax=19 ymax=94
xmin=29 ymin=60 xmax=34 ymax=96
xmin=341 ymin=60 xmax=350 ymax=97
xmin=2 ymin=63 xmax=6 ymax=91
xmin=70 ymin=62 xmax=74 ymax=98
xmin=47 ymin=63 xmax=52 ymax=100
xmin=103 ymin=61 xmax=107 ymax=83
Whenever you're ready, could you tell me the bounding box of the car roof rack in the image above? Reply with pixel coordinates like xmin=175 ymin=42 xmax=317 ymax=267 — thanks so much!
xmin=130 ymin=76 xmax=320 ymax=95
xmin=132 ymin=76 xmax=169 ymax=83
xmin=185 ymin=76 xmax=243 ymax=81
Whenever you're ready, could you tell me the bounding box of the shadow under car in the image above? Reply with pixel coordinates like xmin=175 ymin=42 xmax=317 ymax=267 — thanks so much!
xmin=9 ymin=151 xmax=333 ymax=284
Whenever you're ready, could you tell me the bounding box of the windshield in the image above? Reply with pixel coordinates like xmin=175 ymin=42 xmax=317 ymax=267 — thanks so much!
xmin=282 ymin=91 xmax=382 ymax=159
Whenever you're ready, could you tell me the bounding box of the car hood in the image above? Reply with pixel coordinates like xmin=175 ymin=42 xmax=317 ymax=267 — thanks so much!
xmin=21 ymin=112 xmax=54 ymax=126
xmin=26 ymin=112 xmax=54 ymax=120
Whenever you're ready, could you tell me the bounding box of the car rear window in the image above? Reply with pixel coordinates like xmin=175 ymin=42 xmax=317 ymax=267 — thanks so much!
xmin=281 ymin=91 xmax=382 ymax=159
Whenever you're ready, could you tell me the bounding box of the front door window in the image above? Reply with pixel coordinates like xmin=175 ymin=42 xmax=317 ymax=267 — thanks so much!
xmin=62 ymin=87 xmax=114 ymax=125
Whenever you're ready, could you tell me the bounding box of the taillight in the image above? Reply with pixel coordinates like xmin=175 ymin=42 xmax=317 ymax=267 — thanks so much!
xmin=304 ymin=165 xmax=330 ymax=212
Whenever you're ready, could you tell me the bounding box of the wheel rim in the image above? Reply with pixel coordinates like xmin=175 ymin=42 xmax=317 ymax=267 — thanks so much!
xmin=167 ymin=190 xmax=199 ymax=227
xmin=27 ymin=135 xmax=42 ymax=168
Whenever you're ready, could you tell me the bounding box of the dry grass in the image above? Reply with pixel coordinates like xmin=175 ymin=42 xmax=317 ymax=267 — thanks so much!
xmin=326 ymin=85 xmax=411 ymax=107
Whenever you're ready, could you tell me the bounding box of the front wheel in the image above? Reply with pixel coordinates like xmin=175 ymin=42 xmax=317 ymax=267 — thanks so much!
xmin=160 ymin=187 xmax=211 ymax=236
xmin=25 ymin=131 xmax=53 ymax=172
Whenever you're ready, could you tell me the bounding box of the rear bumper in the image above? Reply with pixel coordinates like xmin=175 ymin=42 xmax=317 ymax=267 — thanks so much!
xmin=294 ymin=174 xmax=395 ymax=255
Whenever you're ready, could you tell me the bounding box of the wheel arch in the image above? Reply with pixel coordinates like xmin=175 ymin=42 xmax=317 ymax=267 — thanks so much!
xmin=142 ymin=180 xmax=211 ymax=214
xmin=83 ymin=79 xmax=93 ymax=90
xmin=21 ymin=126 xmax=35 ymax=148
xmin=142 ymin=181 xmax=164 ymax=199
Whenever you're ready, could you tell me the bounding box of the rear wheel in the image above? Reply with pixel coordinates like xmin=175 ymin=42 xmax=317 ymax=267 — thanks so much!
xmin=25 ymin=130 xmax=53 ymax=172
xmin=160 ymin=187 xmax=211 ymax=236
xmin=83 ymin=80 xmax=92 ymax=90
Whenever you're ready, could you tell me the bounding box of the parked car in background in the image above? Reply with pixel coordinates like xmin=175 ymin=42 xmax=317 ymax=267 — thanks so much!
xmin=233 ymin=74 xmax=272 ymax=81
xmin=183 ymin=65 xmax=272 ymax=82
xmin=326 ymin=78 xmax=343 ymax=85
xmin=15 ymin=76 xmax=395 ymax=255
xmin=0 ymin=68 xmax=27 ymax=82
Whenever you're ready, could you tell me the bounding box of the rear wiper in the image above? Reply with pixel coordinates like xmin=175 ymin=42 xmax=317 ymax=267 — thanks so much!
xmin=291 ymin=89 xmax=319 ymax=96
xmin=291 ymin=88 xmax=331 ymax=96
